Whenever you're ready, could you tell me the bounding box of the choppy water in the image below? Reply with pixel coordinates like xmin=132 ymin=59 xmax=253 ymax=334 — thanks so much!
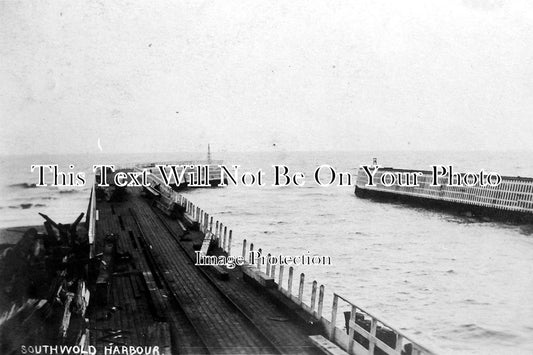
xmin=1 ymin=151 xmax=533 ymax=354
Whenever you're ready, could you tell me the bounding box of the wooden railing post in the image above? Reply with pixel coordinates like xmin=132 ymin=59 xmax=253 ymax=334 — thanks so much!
xmin=298 ymin=273 xmax=305 ymax=302
xmin=318 ymin=285 xmax=325 ymax=318
xmin=228 ymin=230 xmax=232 ymax=256
xmin=278 ymin=265 xmax=285 ymax=289
xmin=223 ymin=226 xmax=227 ymax=251
xmin=311 ymin=281 xmax=317 ymax=312
xmin=369 ymin=317 xmax=378 ymax=354
xmin=288 ymin=267 xmax=294 ymax=295
xmin=256 ymin=248 xmax=262 ymax=270
xmin=271 ymin=265 xmax=276 ymax=280
xmin=242 ymin=239 xmax=247 ymax=259
xmin=395 ymin=334 xmax=404 ymax=353
xmin=249 ymin=243 xmax=254 ymax=263
xmin=330 ymin=294 xmax=338 ymax=340
xmin=266 ymin=253 xmax=271 ymax=276
xmin=348 ymin=305 xmax=356 ymax=353
xmin=199 ymin=214 xmax=202 ymax=232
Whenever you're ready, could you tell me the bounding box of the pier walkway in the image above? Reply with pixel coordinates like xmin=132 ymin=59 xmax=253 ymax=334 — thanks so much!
xmin=89 ymin=188 xmax=321 ymax=354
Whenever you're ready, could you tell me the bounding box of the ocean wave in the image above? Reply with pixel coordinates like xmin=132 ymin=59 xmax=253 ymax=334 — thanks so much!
xmin=8 ymin=182 xmax=38 ymax=189
xmin=454 ymin=324 xmax=517 ymax=341
xmin=6 ymin=203 xmax=47 ymax=210
xmin=59 ymin=189 xmax=83 ymax=194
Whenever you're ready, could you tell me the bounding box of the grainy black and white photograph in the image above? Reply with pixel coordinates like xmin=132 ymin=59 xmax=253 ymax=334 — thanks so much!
xmin=1 ymin=1 xmax=532 ymax=354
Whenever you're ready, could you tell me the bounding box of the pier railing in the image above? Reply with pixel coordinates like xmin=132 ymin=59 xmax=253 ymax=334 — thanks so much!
xmin=356 ymin=168 xmax=533 ymax=213
xmin=174 ymin=194 xmax=436 ymax=355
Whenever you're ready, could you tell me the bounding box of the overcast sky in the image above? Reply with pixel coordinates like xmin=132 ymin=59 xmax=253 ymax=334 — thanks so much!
xmin=1 ymin=0 xmax=532 ymax=154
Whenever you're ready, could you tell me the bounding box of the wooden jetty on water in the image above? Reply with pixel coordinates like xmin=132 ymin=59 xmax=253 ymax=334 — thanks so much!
xmin=354 ymin=166 xmax=533 ymax=223
xmin=0 ymin=170 xmax=436 ymax=355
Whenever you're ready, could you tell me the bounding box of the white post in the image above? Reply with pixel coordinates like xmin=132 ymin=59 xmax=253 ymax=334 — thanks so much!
xmin=311 ymin=281 xmax=318 ymax=312
xmin=256 ymin=248 xmax=262 ymax=270
xmin=395 ymin=335 xmax=404 ymax=353
xmin=330 ymin=294 xmax=338 ymax=340
xmin=223 ymin=226 xmax=227 ymax=251
xmin=279 ymin=265 xmax=285 ymax=289
xmin=288 ymin=267 xmax=294 ymax=295
xmin=298 ymin=273 xmax=305 ymax=302
xmin=266 ymin=253 xmax=271 ymax=275
xmin=369 ymin=317 xmax=378 ymax=353
xmin=348 ymin=305 xmax=356 ymax=353
xmin=228 ymin=230 xmax=232 ymax=256
xmin=318 ymin=285 xmax=325 ymax=318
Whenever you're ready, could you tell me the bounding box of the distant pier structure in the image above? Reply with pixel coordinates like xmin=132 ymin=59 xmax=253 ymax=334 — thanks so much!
xmin=354 ymin=165 xmax=533 ymax=223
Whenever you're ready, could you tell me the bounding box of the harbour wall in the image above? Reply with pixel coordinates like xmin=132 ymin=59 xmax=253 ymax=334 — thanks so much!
xmin=355 ymin=167 xmax=533 ymax=223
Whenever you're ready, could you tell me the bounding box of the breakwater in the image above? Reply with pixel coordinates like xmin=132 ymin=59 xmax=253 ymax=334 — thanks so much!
xmin=355 ymin=167 xmax=533 ymax=223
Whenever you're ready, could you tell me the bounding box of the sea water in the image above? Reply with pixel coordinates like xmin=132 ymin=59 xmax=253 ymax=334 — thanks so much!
xmin=1 ymin=151 xmax=532 ymax=354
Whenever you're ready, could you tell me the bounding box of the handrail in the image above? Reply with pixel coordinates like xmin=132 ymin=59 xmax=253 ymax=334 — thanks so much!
xmin=332 ymin=293 xmax=436 ymax=355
